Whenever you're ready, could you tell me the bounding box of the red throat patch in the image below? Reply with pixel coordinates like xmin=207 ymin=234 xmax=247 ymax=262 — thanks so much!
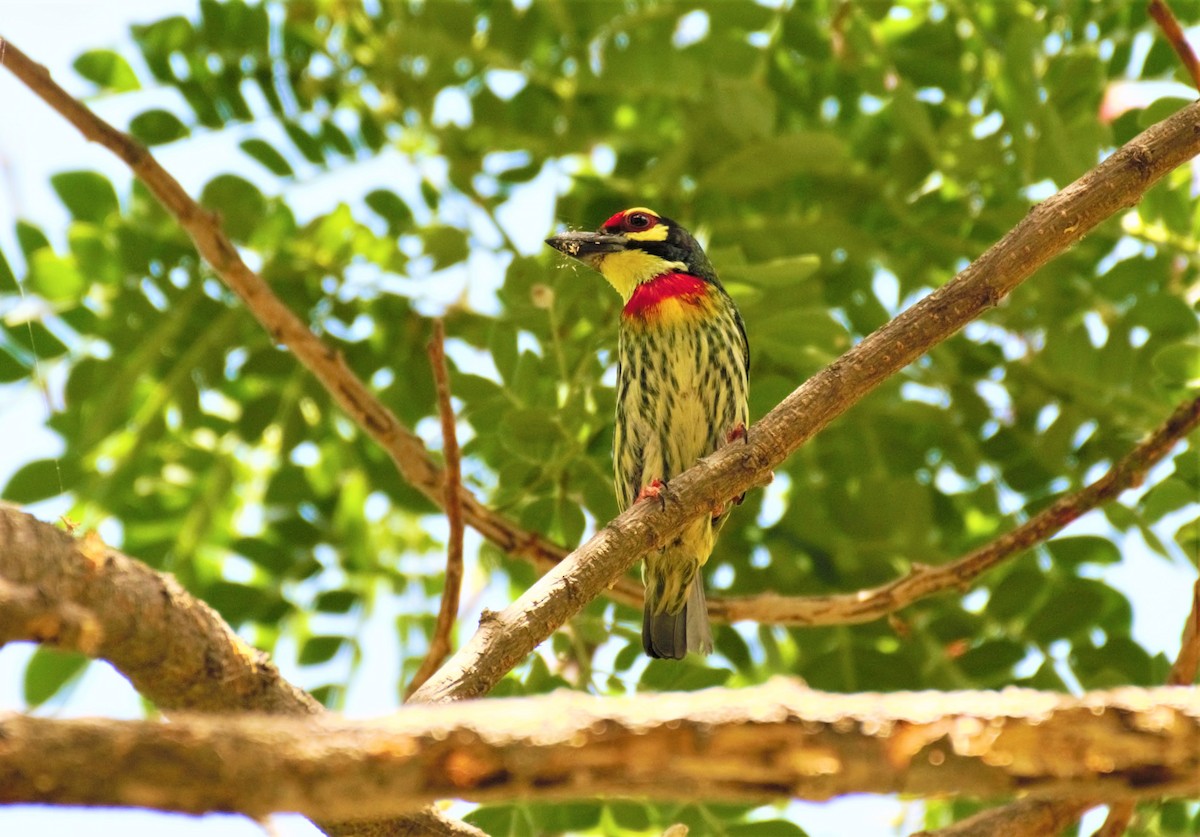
xmin=623 ymin=272 xmax=710 ymax=319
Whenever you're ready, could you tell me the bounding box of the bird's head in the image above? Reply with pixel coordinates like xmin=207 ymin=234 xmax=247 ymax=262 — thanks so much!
xmin=546 ymin=207 xmax=717 ymax=301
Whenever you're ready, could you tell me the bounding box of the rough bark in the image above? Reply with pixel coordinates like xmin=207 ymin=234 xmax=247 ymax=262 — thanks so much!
xmin=2 ymin=683 xmax=1199 ymax=821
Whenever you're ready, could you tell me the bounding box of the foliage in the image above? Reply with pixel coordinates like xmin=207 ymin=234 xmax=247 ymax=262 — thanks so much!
xmin=2 ymin=0 xmax=1199 ymax=834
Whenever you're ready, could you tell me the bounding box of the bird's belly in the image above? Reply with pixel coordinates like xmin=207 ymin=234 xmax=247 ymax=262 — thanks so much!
xmin=615 ymin=321 xmax=744 ymax=509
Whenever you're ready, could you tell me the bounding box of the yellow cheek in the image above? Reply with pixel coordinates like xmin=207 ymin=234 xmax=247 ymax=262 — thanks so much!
xmin=596 ymin=250 xmax=683 ymax=300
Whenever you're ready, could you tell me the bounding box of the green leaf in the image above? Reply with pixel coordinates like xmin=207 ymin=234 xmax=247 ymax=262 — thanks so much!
xmin=315 ymin=590 xmax=359 ymax=613
xmin=299 ymin=635 xmax=346 ymax=665
xmin=15 ymin=221 xmax=50 ymax=257
xmin=1152 ymin=342 xmax=1200 ymax=388
xmin=639 ymin=659 xmax=731 ymax=691
xmin=129 ymin=109 xmax=190 ymax=145
xmin=1025 ymin=578 xmax=1109 ymax=642
xmin=725 ymin=254 xmax=821 ymax=287
xmin=0 ymin=346 xmax=27 ymax=382
xmin=729 ymin=821 xmax=809 ymax=836
xmin=50 ymin=171 xmax=119 ymax=224
xmin=205 ymin=581 xmax=271 ymax=623
xmin=7 ymin=321 xmax=68 ymax=359
xmin=3 ymin=458 xmax=75 ymax=503
xmin=28 ymin=250 xmax=86 ymax=301
xmin=241 ymin=138 xmax=294 ymax=177
xmin=200 ymin=174 xmax=267 ymax=242
xmin=700 ymin=132 xmax=851 ymax=196
xmin=24 ymin=650 xmax=89 ymax=707
xmin=422 ymin=225 xmax=469 ymax=270
xmin=1045 ymin=536 xmax=1121 ymax=567
xmin=364 ymin=189 xmax=413 ymax=233
xmin=0 ymin=248 xmax=16 ymax=293
xmin=73 ymin=49 xmax=139 ymax=92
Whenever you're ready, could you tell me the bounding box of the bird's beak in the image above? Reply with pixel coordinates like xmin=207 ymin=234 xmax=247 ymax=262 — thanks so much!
xmin=545 ymin=230 xmax=628 ymax=260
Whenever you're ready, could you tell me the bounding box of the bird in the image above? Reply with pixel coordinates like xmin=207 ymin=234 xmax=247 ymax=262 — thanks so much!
xmin=546 ymin=207 xmax=749 ymax=659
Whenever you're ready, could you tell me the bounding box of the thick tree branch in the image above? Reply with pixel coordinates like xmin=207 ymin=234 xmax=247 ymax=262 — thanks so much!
xmin=412 ymin=99 xmax=1200 ymax=703
xmin=711 ymin=393 xmax=1200 ymax=625
xmin=0 ymin=506 xmax=480 ymax=837
xmin=406 ymin=321 xmax=465 ymax=700
xmin=0 ymin=504 xmax=321 ymax=716
xmin=0 ymin=576 xmax=102 ymax=655
xmin=3 ymin=683 xmax=1200 ymax=820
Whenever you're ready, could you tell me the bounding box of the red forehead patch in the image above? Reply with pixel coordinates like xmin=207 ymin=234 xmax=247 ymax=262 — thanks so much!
xmin=602 ymin=208 xmax=661 ymax=233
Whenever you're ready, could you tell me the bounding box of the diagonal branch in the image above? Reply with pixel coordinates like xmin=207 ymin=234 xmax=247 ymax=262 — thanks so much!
xmin=411 ymin=98 xmax=1200 ymax=703
xmin=911 ymin=800 xmax=1097 ymax=837
xmin=711 ymin=393 xmax=1200 ymax=626
xmin=0 ymin=35 xmax=643 ymax=610
xmin=405 ymin=320 xmax=466 ymax=700
xmin=4 ymin=683 xmax=1200 ymax=819
xmin=1149 ymin=0 xmax=1200 ymax=90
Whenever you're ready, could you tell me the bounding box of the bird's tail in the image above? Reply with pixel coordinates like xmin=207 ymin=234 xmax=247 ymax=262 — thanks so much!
xmin=643 ymin=573 xmax=712 ymax=659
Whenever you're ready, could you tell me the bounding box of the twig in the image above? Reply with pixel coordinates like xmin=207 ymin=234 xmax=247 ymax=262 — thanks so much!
xmin=1169 ymin=578 xmax=1200 ymax=686
xmin=710 ymin=394 xmax=1200 ymax=626
xmin=1149 ymin=0 xmax=1200 ymax=90
xmin=6 ymin=683 xmax=1200 ymax=818
xmin=405 ymin=320 xmax=465 ymax=699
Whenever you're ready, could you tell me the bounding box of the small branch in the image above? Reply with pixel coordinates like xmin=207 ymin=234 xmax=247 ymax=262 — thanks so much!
xmin=709 ymin=393 xmax=1200 ymax=626
xmin=4 ymin=683 xmax=1200 ymax=819
xmin=1149 ymin=0 xmax=1200 ymax=90
xmin=1168 ymin=578 xmax=1200 ymax=686
xmin=1090 ymin=801 xmax=1135 ymax=837
xmin=405 ymin=321 xmax=465 ymax=700
xmin=912 ymin=800 xmax=1096 ymax=837
xmin=0 ymin=576 xmax=102 ymax=654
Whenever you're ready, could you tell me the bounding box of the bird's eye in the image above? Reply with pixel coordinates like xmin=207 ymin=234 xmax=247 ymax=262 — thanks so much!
xmin=627 ymin=213 xmax=650 ymax=229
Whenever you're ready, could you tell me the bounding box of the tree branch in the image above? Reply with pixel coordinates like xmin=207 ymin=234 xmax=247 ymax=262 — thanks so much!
xmin=0 ymin=506 xmax=481 ymax=837
xmin=0 ymin=576 xmax=102 ymax=655
xmin=406 ymin=320 xmax=465 ymax=700
xmin=0 ymin=35 xmax=645 ymax=610
xmin=710 ymin=393 xmax=1200 ymax=626
xmin=912 ymin=800 xmax=1096 ymax=837
xmin=4 ymin=683 xmax=1200 ymax=820
xmin=411 ymin=99 xmax=1200 ymax=703
xmin=1149 ymin=0 xmax=1200 ymax=90
xmin=0 ymin=504 xmax=321 ymax=716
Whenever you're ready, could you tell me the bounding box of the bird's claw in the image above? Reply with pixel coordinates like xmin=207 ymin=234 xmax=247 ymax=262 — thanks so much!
xmin=636 ymin=479 xmax=667 ymax=510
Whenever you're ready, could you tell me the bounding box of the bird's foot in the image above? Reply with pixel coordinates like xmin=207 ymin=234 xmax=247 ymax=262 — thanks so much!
xmin=726 ymin=423 xmax=748 ymax=445
xmin=636 ymin=479 xmax=667 ymax=510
